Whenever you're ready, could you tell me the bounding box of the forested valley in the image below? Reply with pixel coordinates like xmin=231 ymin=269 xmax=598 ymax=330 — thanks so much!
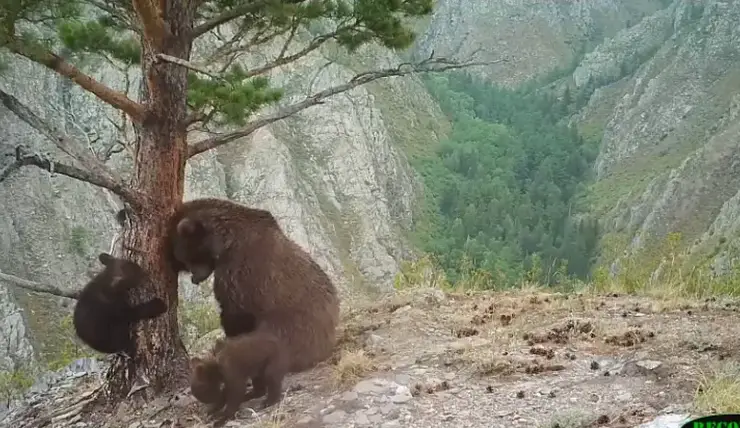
xmin=409 ymin=73 xmax=602 ymax=287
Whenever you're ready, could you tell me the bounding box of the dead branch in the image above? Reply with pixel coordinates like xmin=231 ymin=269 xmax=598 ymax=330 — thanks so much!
xmin=0 ymin=90 xmax=144 ymax=209
xmin=188 ymin=55 xmax=506 ymax=157
xmin=154 ymin=53 xmax=220 ymax=79
xmin=0 ymin=146 xmax=125 ymax=195
xmin=0 ymin=269 xmax=79 ymax=300
xmin=242 ymin=28 xmax=342 ymax=79
xmin=8 ymin=41 xmax=147 ymax=122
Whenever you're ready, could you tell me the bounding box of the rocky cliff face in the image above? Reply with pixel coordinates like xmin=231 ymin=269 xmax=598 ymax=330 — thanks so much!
xmin=412 ymin=0 xmax=667 ymax=86
xmin=0 ymin=28 xmax=447 ymax=371
xmin=570 ymin=0 xmax=740 ymax=274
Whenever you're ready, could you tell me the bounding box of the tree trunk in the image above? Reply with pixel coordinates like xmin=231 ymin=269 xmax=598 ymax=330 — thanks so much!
xmin=99 ymin=0 xmax=197 ymax=402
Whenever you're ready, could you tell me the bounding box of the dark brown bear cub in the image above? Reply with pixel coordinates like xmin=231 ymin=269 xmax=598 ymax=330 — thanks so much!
xmin=73 ymin=253 xmax=167 ymax=356
xmin=190 ymin=330 xmax=288 ymax=425
xmin=167 ymin=198 xmax=340 ymax=373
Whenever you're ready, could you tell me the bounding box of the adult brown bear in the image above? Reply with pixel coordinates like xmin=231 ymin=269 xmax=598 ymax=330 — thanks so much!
xmin=167 ymin=198 xmax=340 ymax=373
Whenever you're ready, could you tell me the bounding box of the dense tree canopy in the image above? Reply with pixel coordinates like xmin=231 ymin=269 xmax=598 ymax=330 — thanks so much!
xmin=413 ymin=72 xmax=600 ymax=287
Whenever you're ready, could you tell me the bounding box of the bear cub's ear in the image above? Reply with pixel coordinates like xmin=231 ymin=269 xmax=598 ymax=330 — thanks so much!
xmin=177 ymin=217 xmax=204 ymax=236
xmin=98 ymin=252 xmax=114 ymax=266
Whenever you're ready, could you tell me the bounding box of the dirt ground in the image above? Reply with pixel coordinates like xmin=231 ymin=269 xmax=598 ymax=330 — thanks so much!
xmin=6 ymin=288 xmax=740 ymax=428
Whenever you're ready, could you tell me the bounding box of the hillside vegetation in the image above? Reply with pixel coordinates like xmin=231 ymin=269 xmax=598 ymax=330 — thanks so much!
xmin=406 ymin=73 xmax=600 ymax=288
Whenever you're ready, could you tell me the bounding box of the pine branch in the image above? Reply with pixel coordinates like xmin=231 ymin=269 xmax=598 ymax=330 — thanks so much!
xmin=9 ymin=42 xmax=147 ymax=122
xmin=243 ymin=28 xmax=342 ymax=79
xmin=191 ymin=0 xmax=308 ymax=39
xmin=190 ymin=1 xmax=268 ymax=39
xmin=188 ymin=56 xmax=506 ymax=158
xmin=0 ymin=269 xmax=79 ymax=300
xmin=165 ymin=26 xmax=339 ymax=83
xmin=0 ymin=90 xmax=144 ymax=208
xmin=131 ymin=0 xmax=168 ymax=47
xmin=155 ymin=53 xmax=219 ymax=79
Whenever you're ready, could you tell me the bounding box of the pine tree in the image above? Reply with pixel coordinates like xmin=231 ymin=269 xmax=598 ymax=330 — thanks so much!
xmin=0 ymin=0 xmax=497 ymax=405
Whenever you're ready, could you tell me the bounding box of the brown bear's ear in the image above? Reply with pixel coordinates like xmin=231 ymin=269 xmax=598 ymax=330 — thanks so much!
xmin=177 ymin=217 xmax=202 ymax=236
xmin=98 ymin=253 xmax=114 ymax=266
xmin=190 ymin=357 xmax=203 ymax=366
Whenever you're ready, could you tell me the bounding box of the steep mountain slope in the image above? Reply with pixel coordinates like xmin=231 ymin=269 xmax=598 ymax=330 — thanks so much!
xmin=571 ymin=0 xmax=740 ymax=277
xmin=418 ymin=0 xmax=740 ymax=281
xmin=412 ymin=0 xmax=668 ymax=86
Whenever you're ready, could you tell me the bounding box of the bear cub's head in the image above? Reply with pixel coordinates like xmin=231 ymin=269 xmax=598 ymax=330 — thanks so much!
xmin=189 ymin=356 xmax=224 ymax=404
xmin=171 ymin=217 xmax=219 ymax=284
xmin=96 ymin=252 xmax=148 ymax=291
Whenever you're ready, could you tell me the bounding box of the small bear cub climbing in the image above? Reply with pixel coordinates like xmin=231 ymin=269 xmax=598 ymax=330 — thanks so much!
xmin=73 ymin=253 xmax=167 ymax=356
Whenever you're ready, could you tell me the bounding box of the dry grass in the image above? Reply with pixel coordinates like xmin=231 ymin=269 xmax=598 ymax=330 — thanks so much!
xmin=539 ymin=409 xmax=595 ymax=428
xmin=331 ymin=349 xmax=376 ymax=387
xmin=693 ymin=361 xmax=740 ymax=414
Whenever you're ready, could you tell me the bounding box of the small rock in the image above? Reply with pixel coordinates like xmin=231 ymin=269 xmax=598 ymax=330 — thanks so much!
xmin=395 ymin=374 xmax=411 ymax=385
xmin=369 ymin=414 xmax=384 ymax=423
xmin=365 ymin=334 xmax=384 ymax=349
xmin=391 ymin=393 xmax=413 ymax=404
xmin=616 ymin=392 xmax=632 ymax=402
xmin=386 ymin=407 xmax=401 ymax=420
xmin=380 ymin=404 xmax=395 ymax=415
xmin=322 ymin=410 xmax=347 ymax=424
xmin=320 ymin=405 xmax=336 ymax=415
xmin=394 ymin=305 xmax=412 ymax=314
xmin=341 ymin=391 xmax=359 ymax=401
xmin=590 ymin=360 xmax=600 ymax=370
xmin=296 ymin=416 xmax=315 ymax=425
xmin=374 ymin=378 xmax=392 ymax=387
xmin=391 ymin=385 xmax=413 ymax=403
xmin=444 ymin=372 xmax=455 ymax=381
xmin=355 ymin=380 xmax=387 ymax=394
xmin=366 ymin=407 xmax=379 ymax=416
xmin=636 ymin=360 xmax=662 ymax=370
xmin=516 ymin=391 xmax=525 ymax=398
xmin=636 ymin=414 xmax=690 ymax=428
xmin=355 ymin=412 xmax=371 ymax=425
xmin=395 ymin=385 xmax=411 ymax=396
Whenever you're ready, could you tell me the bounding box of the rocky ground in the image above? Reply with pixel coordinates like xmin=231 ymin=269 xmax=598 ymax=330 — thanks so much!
xmin=2 ymin=287 xmax=739 ymax=428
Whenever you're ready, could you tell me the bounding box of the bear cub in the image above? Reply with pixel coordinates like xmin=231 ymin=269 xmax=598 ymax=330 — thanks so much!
xmin=73 ymin=253 xmax=167 ymax=355
xmin=190 ymin=331 xmax=288 ymax=425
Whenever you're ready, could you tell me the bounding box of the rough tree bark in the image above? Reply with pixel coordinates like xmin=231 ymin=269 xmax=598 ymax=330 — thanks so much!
xmin=100 ymin=0 xmax=196 ymax=401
